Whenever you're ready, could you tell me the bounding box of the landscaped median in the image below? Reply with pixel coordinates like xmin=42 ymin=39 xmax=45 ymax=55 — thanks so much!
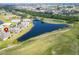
xmin=0 ymin=21 xmax=33 ymax=49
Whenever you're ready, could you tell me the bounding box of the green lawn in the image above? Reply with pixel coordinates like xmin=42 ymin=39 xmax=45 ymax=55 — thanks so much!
xmin=0 ymin=18 xmax=78 ymax=55
xmin=0 ymin=22 xmax=78 ymax=55
xmin=41 ymin=18 xmax=67 ymax=24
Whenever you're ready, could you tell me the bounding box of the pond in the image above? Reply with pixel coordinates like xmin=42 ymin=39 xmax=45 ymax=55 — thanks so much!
xmin=18 ymin=19 xmax=68 ymax=41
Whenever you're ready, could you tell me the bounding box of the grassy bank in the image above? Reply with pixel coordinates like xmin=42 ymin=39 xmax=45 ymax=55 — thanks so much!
xmin=0 ymin=21 xmax=78 ymax=55
xmin=42 ymin=18 xmax=67 ymax=24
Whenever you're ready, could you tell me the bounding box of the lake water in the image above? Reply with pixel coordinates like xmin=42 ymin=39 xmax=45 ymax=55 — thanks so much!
xmin=18 ymin=19 xmax=68 ymax=41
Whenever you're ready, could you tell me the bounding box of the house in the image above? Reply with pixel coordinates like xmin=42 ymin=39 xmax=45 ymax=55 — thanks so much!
xmin=10 ymin=27 xmax=21 ymax=34
xmin=0 ymin=30 xmax=11 ymax=40
xmin=11 ymin=19 xmax=21 ymax=23
xmin=21 ymin=21 xmax=30 ymax=28
xmin=0 ymin=23 xmax=11 ymax=40
xmin=2 ymin=23 xmax=11 ymax=27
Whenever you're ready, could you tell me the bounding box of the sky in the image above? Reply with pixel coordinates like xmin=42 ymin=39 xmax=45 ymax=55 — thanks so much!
xmin=0 ymin=0 xmax=79 ymax=3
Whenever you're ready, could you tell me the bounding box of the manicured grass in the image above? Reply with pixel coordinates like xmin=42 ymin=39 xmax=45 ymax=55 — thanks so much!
xmin=0 ymin=15 xmax=11 ymax=23
xmin=42 ymin=18 xmax=67 ymax=24
xmin=0 ymin=21 xmax=78 ymax=55
xmin=0 ymin=18 xmax=11 ymax=23
xmin=0 ymin=24 xmax=78 ymax=55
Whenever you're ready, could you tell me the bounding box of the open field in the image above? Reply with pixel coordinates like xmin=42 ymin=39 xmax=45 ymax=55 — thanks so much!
xmin=0 ymin=3 xmax=79 ymax=55
xmin=0 ymin=22 xmax=78 ymax=55
xmin=42 ymin=18 xmax=67 ymax=24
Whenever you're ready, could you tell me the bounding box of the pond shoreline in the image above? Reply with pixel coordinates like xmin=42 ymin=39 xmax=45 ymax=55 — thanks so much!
xmin=18 ymin=19 xmax=68 ymax=42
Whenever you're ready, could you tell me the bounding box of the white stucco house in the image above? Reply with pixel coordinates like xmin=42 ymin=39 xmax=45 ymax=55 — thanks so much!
xmin=0 ymin=31 xmax=11 ymax=41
